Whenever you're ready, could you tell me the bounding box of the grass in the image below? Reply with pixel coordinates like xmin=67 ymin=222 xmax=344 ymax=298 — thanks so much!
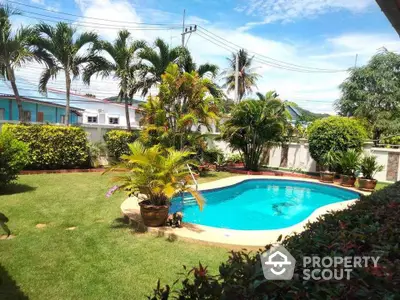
xmin=0 ymin=172 xmax=230 ymax=300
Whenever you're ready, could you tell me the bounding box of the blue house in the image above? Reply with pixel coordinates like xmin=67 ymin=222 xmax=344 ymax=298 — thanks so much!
xmin=0 ymin=79 xmax=83 ymax=124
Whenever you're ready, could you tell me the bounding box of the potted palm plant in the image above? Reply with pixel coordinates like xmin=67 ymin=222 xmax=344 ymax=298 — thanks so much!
xmin=106 ymin=141 xmax=204 ymax=227
xmin=358 ymin=155 xmax=384 ymax=191
xmin=319 ymin=150 xmax=338 ymax=183
xmin=338 ymin=149 xmax=361 ymax=187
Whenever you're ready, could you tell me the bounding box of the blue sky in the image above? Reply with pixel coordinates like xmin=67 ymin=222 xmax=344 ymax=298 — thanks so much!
xmin=10 ymin=0 xmax=400 ymax=113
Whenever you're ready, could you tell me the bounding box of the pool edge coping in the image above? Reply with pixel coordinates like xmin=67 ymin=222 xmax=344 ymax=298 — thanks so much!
xmin=121 ymin=175 xmax=369 ymax=247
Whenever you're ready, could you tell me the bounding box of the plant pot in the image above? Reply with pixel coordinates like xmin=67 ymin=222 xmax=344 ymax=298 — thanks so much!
xmin=320 ymin=172 xmax=335 ymax=183
xmin=339 ymin=175 xmax=356 ymax=187
xmin=139 ymin=201 xmax=169 ymax=227
xmin=358 ymin=178 xmax=378 ymax=191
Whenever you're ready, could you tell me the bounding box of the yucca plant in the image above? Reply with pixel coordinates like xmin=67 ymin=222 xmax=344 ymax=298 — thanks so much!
xmin=338 ymin=149 xmax=361 ymax=177
xmin=360 ymin=155 xmax=384 ymax=180
xmin=107 ymin=141 xmax=203 ymax=208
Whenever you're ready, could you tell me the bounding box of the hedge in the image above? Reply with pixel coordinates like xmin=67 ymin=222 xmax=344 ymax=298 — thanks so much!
xmin=308 ymin=116 xmax=368 ymax=164
xmin=3 ymin=124 xmax=90 ymax=170
xmin=104 ymin=130 xmax=139 ymax=160
xmin=0 ymin=130 xmax=29 ymax=187
xmin=149 ymin=183 xmax=400 ymax=299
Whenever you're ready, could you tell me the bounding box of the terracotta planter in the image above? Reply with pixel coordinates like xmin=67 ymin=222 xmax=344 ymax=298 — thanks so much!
xmin=339 ymin=175 xmax=356 ymax=187
xmin=139 ymin=201 xmax=169 ymax=227
xmin=358 ymin=178 xmax=378 ymax=191
xmin=320 ymin=172 xmax=335 ymax=183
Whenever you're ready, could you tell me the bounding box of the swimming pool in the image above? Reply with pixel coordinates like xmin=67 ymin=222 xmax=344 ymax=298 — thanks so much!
xmin=170 ymin=179 xmax=360 ymax=230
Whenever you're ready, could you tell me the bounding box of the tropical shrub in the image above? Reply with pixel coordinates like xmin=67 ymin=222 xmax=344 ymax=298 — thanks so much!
xmin=222 ymin=99 xmax=287 ymax=171
xmin=4 ymin=124 xmax=89 ymax=169
xmin=308 ymin=116 xmax=367 ymax=167
xmin=360 ymin=155 xmax=384 ymax=180
xmin=0 ymin=130 xmax=28 ymax=187
xmin=149 ymin=182 xmax=400 ymax=299
xmin=338 ymin=149 xmax=361 ymax=176
xmin=106 ymin=141 xmax=204 ymax=208
xmin=199 ymin=148 xmax=223 ymax=164
xmin=104 ymin=130 xmax=139 ymax=160
xmin=319 ymin=149 xmax=339 ymax=172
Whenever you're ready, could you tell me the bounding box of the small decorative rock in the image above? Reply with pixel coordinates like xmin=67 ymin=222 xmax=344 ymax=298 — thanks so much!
xmin=66 ymin=227 xmax=77 ymax=231
xmin=36 ymin=223 xmax=47 ymax=229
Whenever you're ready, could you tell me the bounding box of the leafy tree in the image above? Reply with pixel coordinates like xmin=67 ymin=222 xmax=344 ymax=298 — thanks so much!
xmin=83 ymin=30 xmax=146 ymax=130
xmin=0 ymin=5 xmax=43 ymax=121
xmin=139 ymin=63 xmax=220 ymax=150
xmin=221 ymin=98 xmax=287 ymax=171
xmin=337 ymin=49 xmax=400 ymax=142
xmin=307 ymin=116 xmax=367 ymax=168
xmin=221 ymin=49 xmax=260 ymax=101
xmin=31 ymin=22 xmax=100 ymax=125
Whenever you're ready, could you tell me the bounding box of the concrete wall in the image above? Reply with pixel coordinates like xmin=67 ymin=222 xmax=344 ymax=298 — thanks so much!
xmin=266 ymin=140 xmax=399 ymax=183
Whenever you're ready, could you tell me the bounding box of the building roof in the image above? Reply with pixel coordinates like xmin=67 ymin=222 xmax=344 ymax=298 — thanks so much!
xmin=0 ymin=78 xmax=141 ymax=112
xmin=376 ymin=0 xmax=400 ymax=36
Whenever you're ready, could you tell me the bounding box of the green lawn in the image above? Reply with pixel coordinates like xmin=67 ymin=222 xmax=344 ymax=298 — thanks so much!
xmin=0 ymin=172 xmax=231 ymax=300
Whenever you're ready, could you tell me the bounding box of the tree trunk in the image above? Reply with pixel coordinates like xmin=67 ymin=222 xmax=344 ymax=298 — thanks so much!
xmin=121 ymin=92 xmax=131 ymax=131
xmin=65 ymin=71 xmax=71 ymax=126
xmin=7 ymin=66 xmax=24 ymax=121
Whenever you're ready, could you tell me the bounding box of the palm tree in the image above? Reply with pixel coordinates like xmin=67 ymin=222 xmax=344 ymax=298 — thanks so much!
xmin=134 ymin=38 xmax=182 ymax=96
xmin=256 ymin=90 xmax=279 ymax=101
xmin=222 ymin=49 xmax=260 ymax=102
xmin=83 ymin=30 xmax=146 ymax=130
xmin=0 ymin=5 xmax=42 ymax=121
xmin=222 ymin=98 xmax=287 ymax=171
xmin=31 ymin=22 xmax=99 ymax=125
xmin=107 ymin=140 xmax=204 ymax=208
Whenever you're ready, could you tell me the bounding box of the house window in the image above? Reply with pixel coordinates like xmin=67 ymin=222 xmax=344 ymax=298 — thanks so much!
xmin=37 ymin=112 xmax=44 ymax=123
xmin=23 ymin=111 xmax=31 ymax=122
xmin=109 ymin=117 xmax=119 ymax=125
xmin=87 ymin=116 xmax=98 ymax=123
xmin=60 ymin=115 xmax=65 ymax=124
xmin=0 ymin=108 xmax=5 ymax=120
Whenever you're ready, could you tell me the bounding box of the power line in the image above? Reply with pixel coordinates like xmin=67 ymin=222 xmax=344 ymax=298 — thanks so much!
xmin=197 ymin=26 xmax=348 ymax=73
xmin=18 ymin=11 xmax=182 ymax=31
xmin=6 ymin=0 xmax=185 ymax=26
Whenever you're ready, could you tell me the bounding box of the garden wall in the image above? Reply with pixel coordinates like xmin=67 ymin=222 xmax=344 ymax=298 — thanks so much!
xmin=267 ymin=139 xmax=400 ymax=183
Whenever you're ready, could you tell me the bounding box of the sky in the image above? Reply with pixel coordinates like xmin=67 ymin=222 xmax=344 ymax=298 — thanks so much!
xmin=7 ymin=0 xmax=400 ymax=113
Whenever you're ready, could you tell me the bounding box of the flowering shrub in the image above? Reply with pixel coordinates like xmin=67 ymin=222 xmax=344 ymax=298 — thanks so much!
xmin=148 ymin=182 xmax=400 ymax=299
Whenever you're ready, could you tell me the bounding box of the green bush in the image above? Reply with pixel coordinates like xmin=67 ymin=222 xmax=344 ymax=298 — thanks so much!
xmin=149 ymin=182 xmax=400 ymax=299
xmin=104 ymin=130 xmax=139 ymax=160
xmin=0 ymin=130 xmax=29 ymax=187
xmin=3 ymin=124 xmax=89 ymax=170
xmin=308 ymin=116 xmax=367 ymax=165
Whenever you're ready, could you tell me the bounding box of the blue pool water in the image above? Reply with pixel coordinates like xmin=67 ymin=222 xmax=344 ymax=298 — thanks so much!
xmin=170 ymin=179 xmax=359 ymax=230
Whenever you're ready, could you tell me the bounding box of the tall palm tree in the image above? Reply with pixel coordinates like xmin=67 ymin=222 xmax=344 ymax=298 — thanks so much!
xmin=83 ymin=30 xmax=146 ymax=130
xmin=256 ymin=90 xmax=279 ymax=101
xmin=31 ymin=22 xmax=99 ymax=125
xmin=0 ymin=5 xmax=43 ymax=121
xmin=222 ymin=49 xmax=260 ymax=102
xmin=134 ymin=38 xmax=182 ymax=96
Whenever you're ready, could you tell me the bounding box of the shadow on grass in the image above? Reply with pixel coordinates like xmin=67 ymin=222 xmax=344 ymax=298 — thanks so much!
xmin=0 ymin=184 xmax=36 ymax=196
xmin=198 ymin=172 xmax=219 ymax=179
xmin=0 ymin=264 xmax=29 ymax=300
xmin=111 ymin=216 xmax=149 ymax=233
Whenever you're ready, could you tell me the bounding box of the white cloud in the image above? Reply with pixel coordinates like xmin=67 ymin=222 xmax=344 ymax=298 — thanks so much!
xmin=13 ymin=0 xmax=399 ymax=114
xmin=31 ymin=0 xmax=45 ymax=4
xmin=237 ymin=0 xmax=373 ymax=30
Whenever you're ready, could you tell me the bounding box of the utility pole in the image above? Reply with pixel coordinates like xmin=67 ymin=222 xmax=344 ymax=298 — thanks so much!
xmin=181 ymin=9 xmax=185 ymax=48
xmin=181 ymin=10 xmax=197 ymax=48
xmin=354 ymin=54 xmax=358 ymax=68
xmin=234 ymin=52 xmax=239 ymax=103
